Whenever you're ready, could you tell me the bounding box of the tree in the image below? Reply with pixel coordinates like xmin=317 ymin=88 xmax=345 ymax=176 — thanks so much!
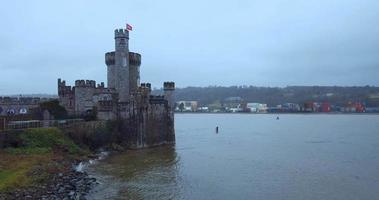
xmin=179 ymin=102 xmax=185 ymax=112
xmin=39 ymin=100 xmax=68 ymax=119
xmin=83 ymin=106 xmax=97 ymax=121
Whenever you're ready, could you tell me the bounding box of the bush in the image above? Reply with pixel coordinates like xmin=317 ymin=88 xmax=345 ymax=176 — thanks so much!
xmin=83 ymin=107 xmax=97 ymax=121
xmin=39 ymin=100 xmax=68 ymax=119
xmin=64 ymin=120 xmax=125 ymax=150
xmin=5 ymin=128 xmax=81 ymax=154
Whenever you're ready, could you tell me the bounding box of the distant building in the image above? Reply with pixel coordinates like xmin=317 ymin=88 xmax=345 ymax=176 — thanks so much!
xmin=282 ymin=103 xmax=301 ymax=112
xmin=223 ymin=96 xmax=244 ymax=112
xmin=303 ymin=102 xmax=317 ymax=112
xmin=198 ymin=106 xmax=209 ymax=112
xmin=321 ymin=102 xmax=331 ymax=112
xmin=229 ymin=107 xmax=243 ymax=113
xmin=0 ymin=97 xmax=53 ymax=116
xmin=246 ymin=103 xmax=267 ymax=113
xmin=176 ymin=101 xmax=198 ymax=112
xmin=365 ymin=107 xmax=379 ymax=113
xmin=343 ymin=102 xmax=365 ymax=113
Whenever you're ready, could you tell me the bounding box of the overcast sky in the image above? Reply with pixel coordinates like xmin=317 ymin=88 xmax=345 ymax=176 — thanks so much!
xmin=0 ymin=0 xmax=378 ymax=95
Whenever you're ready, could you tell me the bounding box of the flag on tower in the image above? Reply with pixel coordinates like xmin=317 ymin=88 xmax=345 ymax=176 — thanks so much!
xmin=127 ymin=23 xmax=133 ymax=31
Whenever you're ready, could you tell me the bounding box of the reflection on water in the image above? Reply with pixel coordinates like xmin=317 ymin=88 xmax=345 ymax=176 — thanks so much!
xmin=87 ymin=114 xmax=379 ymax=200
xmin=87 ymin=146 xmax=181 ymax=200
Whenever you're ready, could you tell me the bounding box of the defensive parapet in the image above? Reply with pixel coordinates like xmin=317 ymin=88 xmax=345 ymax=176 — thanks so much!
xmin=58 ymin=78 xmax=74 ymax=96
xmin=163 ymin=82 xmax=175 ymax=110
xmin=114 ymin=29 xmax=129 ymax=39
xmin=140 ymin=83 xmax=152 ymax=92
xmin=105 ymin=51 xmax=115 ymax=65
xmin=163 ymin=82 xmax=175 ymax=91
xmin=75 ymin=80 xmax=96 ymax=88
xmin=97 ymin=82 xmax=105 ymax=88
xmin=58 ymin=78 xmax=75 ymax=114
xmin=129 ymin=52 xmax=141 ymax=66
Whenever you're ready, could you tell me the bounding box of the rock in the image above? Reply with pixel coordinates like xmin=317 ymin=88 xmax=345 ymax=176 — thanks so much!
xmin=1 ymin=159 xmax=96 ymax=200
xmin=58 ymin=186 xmax=65 ymax=193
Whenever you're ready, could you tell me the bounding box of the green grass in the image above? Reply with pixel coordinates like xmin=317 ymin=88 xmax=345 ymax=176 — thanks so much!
xmin=0 ymin=154 xmax=46 ymax=191
xmin=0 ymin=127 xmax=87 ymax=192
xmin=0 ymin=169 xmax=30 ymax=191
xmin=5 ymin=127 xmax=81 ymax=154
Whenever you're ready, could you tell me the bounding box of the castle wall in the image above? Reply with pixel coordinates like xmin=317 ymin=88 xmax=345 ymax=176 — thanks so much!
xmin=96 ymin=94 xmax=118 ymax=121
xmin=118 ymin=93 xmax=175 ymax=149
xmin=74 ymin=86 xmax=95 ymax=114
xmin=58 ymin=26 xmax=176 ymax=149
xmin=58 ymin=79 xmax=75 ymax=114
xmin=164 ymin=82 xmax=175 ymax=111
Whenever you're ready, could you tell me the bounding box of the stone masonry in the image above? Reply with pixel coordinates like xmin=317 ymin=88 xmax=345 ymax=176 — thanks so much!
xmin=58 ymin=26 xmax=175 ymax=148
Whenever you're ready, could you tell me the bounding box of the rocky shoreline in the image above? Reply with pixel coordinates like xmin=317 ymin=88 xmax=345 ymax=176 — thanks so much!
xmin=0 ymin=162 xmax=98 ymax=200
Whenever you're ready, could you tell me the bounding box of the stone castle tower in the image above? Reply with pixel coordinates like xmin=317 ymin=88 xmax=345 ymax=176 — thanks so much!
xmin=106 ymin=29 xmax=141 ymax=102
xmin=58 ymin=26 xmax=175 ymax=148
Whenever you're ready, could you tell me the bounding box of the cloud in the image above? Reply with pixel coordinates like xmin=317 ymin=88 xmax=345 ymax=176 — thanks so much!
xmin=0 ymin=0 xmax=378 ymax=94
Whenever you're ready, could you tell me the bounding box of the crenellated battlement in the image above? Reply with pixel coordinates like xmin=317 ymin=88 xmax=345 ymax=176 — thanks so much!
xmin=115 ymin=29 xmax=129 ymax=39
xmin=140 ymin=83 xmax=151 ymax=90
xmin=105 ymin=51 xmax=115 ymax=65
xmin=75 ymin=80 xmax=96 ymax=88
xmin=129 ymin=52 xmax=141 ymax=66
xmin=163 ymin=82 xmax=175 ymax=90
xmin=57 ymin=25 xmax=175 ymax=148
xmin=97 ymin=82 xmax=105 ymax=88
xmin=58 ymin=78 xmax=74 ymax=95
xmin=58 ymin=78 xmax=66 ymax=87
xmin=138 ymin=83 xmax=152 ymax=97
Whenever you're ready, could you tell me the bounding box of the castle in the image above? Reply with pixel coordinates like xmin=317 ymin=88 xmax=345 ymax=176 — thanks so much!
xmin=58 ymin=27 xmax=175 ymax=148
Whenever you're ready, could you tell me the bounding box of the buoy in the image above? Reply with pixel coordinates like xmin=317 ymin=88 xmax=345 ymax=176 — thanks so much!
xmin=276 ymin=116 xmax=279 ymax=120
xmin=216 ymin=126 xmax=219 ymax=134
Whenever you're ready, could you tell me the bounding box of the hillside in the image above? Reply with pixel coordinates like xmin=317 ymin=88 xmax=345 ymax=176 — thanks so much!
xmin=154 ymin=86 xmax=379 ymax=107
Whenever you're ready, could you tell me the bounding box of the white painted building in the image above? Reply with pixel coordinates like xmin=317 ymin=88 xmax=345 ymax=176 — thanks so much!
xmin=176 ymin=101 xmax=198 ymax=112
xmin=246 ymin=103 xmax=268 ymax=113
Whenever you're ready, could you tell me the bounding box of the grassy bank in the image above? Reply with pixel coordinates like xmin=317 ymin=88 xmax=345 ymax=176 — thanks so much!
xmin=0 ymin=128 xmax=88 ymax=192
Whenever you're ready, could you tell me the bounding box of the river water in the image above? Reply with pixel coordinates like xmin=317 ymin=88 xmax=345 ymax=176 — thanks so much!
xmin=86 ymin=114 xmax=379 ymax=200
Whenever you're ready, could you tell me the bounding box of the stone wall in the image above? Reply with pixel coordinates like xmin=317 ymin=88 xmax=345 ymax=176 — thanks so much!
xmin=118 ymin=96 xmax=175 ymax=149
xmin=74 ymin=86 xmax=96 ymax=114
xmin=129 ymin=52 xmax=141 ymax=93
xmin=57 ymin=26 xmax=175 ymax=150
xmin=58 ymin=79 xmax=75 ymax=114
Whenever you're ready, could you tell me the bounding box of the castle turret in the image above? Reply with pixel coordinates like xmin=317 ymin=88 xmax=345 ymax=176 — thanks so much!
xmin=129 ymin=52 xmax=141 ymax=93
xmin=164 ymin=82 xmax=175 ymax=110
xmin=106 ymin=29 xmax=130 ymax=102
xmin=57 ymin=78 xmax=75 ymax=114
